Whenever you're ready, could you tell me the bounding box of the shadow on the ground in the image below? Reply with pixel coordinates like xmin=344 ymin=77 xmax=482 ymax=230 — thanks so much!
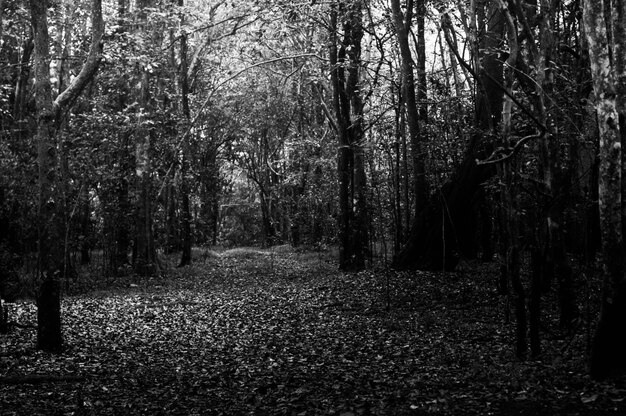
xmin=0 ymin=248 xmax=624 ymax=415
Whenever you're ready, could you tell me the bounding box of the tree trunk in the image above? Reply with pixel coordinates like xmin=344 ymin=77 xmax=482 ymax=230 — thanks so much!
xmin=12 ymin=37 xmax=33 ymax=135
xmin=134 ymin=71 xmax=157 ymax=276
xmin=394 ymin=4 xmax=502 ymax=270
xmin=584 ymin=0 xmax=626 ymax=380
xmin=259 ymin=190 xmax=275 ymax=246
xmin=29 ymin=0 xmax=103 ymax=352
xmin=178 ymin=1 xmax=192 ymax=267
xmin=390 ymin=0 xmax=428 ymax=218
xmin=328 ymin=2 xmax=367 ymax=270
xmin=330 ymin=5 xmax=353 ymax=269
xmin=110 ymin=1 xmax=131 ymax=271
xmin=115 ymin=156 xmax=131 ymax=268
xmin=415 ymin=0 xmax=429 ymax=208
xmin=347 ymin=2 xmax=367 ymax=268
xmin=36 ymin=279 xmax=62 ymax=352
xmin=79 ymin=184 xmax=91 ymax=265
xmin=133 ymin=1 xmax=158 ymax=276
xmin=164 ymin=183 xmax=178 ymax=254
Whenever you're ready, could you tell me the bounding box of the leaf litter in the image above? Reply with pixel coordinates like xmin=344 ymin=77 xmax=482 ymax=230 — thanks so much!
xmin=1 ymin=250 xmax=625 ymax=415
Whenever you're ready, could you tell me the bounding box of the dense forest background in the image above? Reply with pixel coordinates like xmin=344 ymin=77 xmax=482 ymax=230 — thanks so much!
xmin=1 ymin=0 xmax=626 ymax=384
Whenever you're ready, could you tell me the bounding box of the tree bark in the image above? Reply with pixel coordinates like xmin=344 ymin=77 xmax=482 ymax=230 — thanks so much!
xmin=133 ymin=0 xmax=159 ymax=276
xmin=390 ymin=0 xmax=428 ymax=217
xmin=12 ymin=37 xmax=33 ymax=132
xmin=178 ymin=8 xmax=192 ymax=266
xmin=346 ymin=2 xmax=368 ymax=268
xmin=29 ymin=0 xmax=103 ymax=352
xmin=394 ymin=5 xmax=502 ymax=270
xmin=329 ymin=2 xmax=368 ymax=271
xmin=584 ymin=0 xmax=626 ymax=380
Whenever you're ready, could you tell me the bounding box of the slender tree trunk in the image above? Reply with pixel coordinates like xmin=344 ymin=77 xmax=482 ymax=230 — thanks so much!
xmin=346 ymin=1 xmax=367 ymax=268
xmin=259 ymin=190 xmax=275 ymax=246
xmin=111 ymin=0 xmax=131 ymax=270
xmin=115 ymin=141 xmax=131 ymax=267
xmin=584 ymin=0 xmax=626 ymax=380
xmin=165 ymin=183 xmax=178 ymax=253
xmin=0 ymin=0 xmax=4 ymax=42
xmin=612 ymin=0 xmax=626 ymax=241
xmin=133 ymin=0 xmax=158 ymax=276
xmin=529 ymin=248 xmax=542 ymax=356
xmin=178 ymin=0 xmax=192 ymax=267
xmin=329 ymin=5 xmax=355 ymax=270
xmin=393 ymin=126 xmax=402 ymax=253
xmin=12 ymin=37 xmax=33 ymax=133
xmin=415 ymin=0 xmax=429 ymax=190
xmin=536 ymin=0 xmax=578 ymax=331
xmin=79 ymin=185 xmax=91 ymax=265
xmin=134 ymin=70 xmax=157 ymax=276
xmin=498 ymin=15 xmax=526 ymax=356
xmin=390 ymin=0 xmax=428 ymax=217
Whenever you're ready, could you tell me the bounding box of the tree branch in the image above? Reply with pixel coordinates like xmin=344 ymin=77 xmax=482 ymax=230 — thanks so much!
xmin=476 ymin=133 xmax=543 ymax=165
xmin=53 ymin=0 xmax=104 ymax=117
xmin=441 ymin=12 xmax=548 ymax=133
xmin=157 ymin=53 xmax=323 ymax=198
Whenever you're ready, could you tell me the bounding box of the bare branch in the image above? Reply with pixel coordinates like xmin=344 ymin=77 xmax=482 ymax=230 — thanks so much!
xmin=476 ymin=133 xmax=543 ymax=165
xmin=312 ymin=83 xmax=338 ymax=133
xmin=441 ymin=12 xmax=547 ymax=133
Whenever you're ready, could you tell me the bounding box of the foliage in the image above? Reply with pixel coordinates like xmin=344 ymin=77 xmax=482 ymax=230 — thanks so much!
xmin=0 ymin=0 xmax=622 ymax=380
xmin=1 ymin=253 xmax=624 ymax=415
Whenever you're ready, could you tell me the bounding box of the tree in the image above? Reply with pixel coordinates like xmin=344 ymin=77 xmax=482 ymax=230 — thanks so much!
xmin=389 ymin=0 xmax=428 ymax=217
xmin=177 ymin=0 xmax=193 ymax=267
xmin=329 ymin=0 xmax=369 ymax=271
xmin=29 ymin=0 xmax=104 ymax=352
xmin=133 ymin=0 xmax=159 ymax=276
xmin=584 ymin=0 xmax=626 ymax=380
xmin=394 ymin=1 xmax=503 ymax=270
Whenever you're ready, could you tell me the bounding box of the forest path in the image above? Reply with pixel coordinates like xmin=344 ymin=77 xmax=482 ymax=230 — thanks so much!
xmin=0 ymin=249 xmax=623 ymax=415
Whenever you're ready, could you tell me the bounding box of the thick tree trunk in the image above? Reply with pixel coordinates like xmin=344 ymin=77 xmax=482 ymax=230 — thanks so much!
xmin=36 ymin=279 xmax=62 ymax=352
xmin=29 ymin=0 xmax=103 ymax=352
xmin=394 ymin=4 xmax=502 ymax=270
xmin=395 ymin=140 xmax=495 ymax=270
xmin=30 ymin=0 xmax=64 ymax=349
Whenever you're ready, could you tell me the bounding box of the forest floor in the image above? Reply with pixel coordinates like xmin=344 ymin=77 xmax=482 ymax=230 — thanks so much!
xmin=1 ymin=246 xmax=625 ymax=415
